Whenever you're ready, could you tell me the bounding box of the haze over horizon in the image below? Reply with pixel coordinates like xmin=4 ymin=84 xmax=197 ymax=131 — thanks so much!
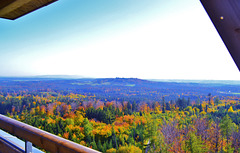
xmin=1 ymin=0 xmax=240 ymax=80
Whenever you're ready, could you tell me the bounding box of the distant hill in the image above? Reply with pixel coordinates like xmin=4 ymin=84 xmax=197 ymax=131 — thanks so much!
xmin=151 ymin=79 xmax=240 ymax=85
xmin=0 ymin=77 xmax=240 ymax=103
xmin=73 ymin=78 xmax=151 ymax=87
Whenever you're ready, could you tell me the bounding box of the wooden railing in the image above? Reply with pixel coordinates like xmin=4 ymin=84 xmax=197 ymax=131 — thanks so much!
xmin=0 ymin=114 xmax=100 ymax=153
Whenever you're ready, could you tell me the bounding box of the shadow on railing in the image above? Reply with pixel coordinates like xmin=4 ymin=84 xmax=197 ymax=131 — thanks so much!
xmin=0 ymin=114 xmax=100 ymax=153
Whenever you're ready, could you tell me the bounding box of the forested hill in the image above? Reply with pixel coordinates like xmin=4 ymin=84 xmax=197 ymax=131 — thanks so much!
xmin=1 ymin=77 xmax=240 ymax=152
xmin=0 ymin=77 xmax=240 ymax=102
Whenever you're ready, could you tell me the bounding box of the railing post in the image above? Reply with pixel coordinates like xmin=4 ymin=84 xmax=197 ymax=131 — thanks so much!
xmin=25 ymin=141 xmax=32 ymax=153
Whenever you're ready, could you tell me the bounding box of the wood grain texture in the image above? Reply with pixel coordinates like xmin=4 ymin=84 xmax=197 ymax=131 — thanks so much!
xmin=0 ymin=0 xmax=57 ymax=20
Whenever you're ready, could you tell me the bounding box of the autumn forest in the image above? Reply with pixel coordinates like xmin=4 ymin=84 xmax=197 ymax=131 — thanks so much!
xmin=1 ymin=77 xmax=240 ymax=153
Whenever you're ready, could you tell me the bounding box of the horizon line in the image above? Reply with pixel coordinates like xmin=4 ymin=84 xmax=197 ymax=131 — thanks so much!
xmin=0 ymin=75 xmax=240 ymax=82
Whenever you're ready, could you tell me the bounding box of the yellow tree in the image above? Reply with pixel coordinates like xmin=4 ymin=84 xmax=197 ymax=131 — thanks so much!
xmin=228 ymin=106 xmax=234 ymax=113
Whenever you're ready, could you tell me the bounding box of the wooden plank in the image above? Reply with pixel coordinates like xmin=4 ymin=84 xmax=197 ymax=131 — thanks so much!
xmin=0 ymin=138 xmax=23 ymax=153
xmin=0 ymin=0 xmax=57 ymax=20
xmin=0 ymin=0 xmax=16 ymax=10
xmin=200 ymin=0 xmax=240 ymax=71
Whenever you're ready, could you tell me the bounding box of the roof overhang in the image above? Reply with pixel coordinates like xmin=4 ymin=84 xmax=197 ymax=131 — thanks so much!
xmin=0 ymin=0 xmax=57 ymax=20
xmin=200 ymin=0 xmax=240 ymax=71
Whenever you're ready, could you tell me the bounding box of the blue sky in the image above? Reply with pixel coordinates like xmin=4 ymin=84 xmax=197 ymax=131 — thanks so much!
xmin=0 ymin=0 xmax=239 ymax=80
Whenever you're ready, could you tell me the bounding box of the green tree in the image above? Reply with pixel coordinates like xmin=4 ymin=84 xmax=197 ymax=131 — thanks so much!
xmin=132 ymin=101 xmax=137 ymax=112
xmin=214 ymin=97 xmax=220 ymax=105
xmin=208 ymin=93 xmax=211 ymax=105
xmin=108 ymin=140 xmax=113 ymax=150
xmin=186 ymin=132 xmax=206 ymax=153
xmin=220 ymin=115 xmax=235 ymax=145
xmin=104 ymin=109 xmax=115 ymax=124
xmin=127 ymin=135 xmax=134 ymax=145
xmin=102 ymin=141 xmax=107 ymax=153
xmin=112 ymin=126 xmax=118 ymax=150
xmin=97 ymin=139 xmax=103 ymax=152
xmin=91 ymin=138 xmax=98 ymax=150
xmin=127 ymin=101 xmax=132 ymax=115
xmin=65 ymin=118 xmax=74 ymax=125
xmin=162 ymin=97 xmax=166 ymax=113
xmin=83 ymin=118 xmax=93 ymax=143
xmin=166 ymin=102 xmax=171 ymax=111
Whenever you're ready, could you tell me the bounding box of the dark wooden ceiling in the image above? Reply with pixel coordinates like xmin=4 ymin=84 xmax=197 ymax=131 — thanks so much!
xmin=0 ymin=0 xmax=57 ymax=20
xmin=201 ymin=0 xmax=240 ymax=71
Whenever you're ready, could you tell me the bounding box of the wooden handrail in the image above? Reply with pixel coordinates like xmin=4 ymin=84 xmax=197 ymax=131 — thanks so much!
xmin=0 ymin=114 xmax=100 ymax=153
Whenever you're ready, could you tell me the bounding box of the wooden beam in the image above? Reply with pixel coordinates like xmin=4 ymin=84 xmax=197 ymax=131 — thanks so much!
xmin=0 ymin=138 xmax=23 ymax=153
xmin=0 ymin=0 xmax=57 ymax=20
xmin=0 ymin=0 xmax=16 ymax=10
xmin=200 ymin=0 xmax=240 ymax=71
